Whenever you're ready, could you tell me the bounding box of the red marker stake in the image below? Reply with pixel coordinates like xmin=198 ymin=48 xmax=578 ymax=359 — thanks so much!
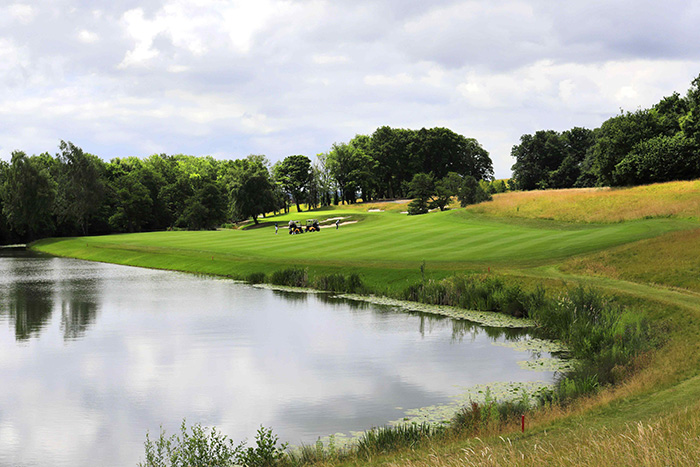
xmin=521 ymin=415 xmax=525 ymax=433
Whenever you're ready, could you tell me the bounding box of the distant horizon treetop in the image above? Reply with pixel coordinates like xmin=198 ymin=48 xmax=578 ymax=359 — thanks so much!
xmin=324 ymin=125 xmax=494 ymax=202
xmin=511 ymin=73 xmax=700 ymax=191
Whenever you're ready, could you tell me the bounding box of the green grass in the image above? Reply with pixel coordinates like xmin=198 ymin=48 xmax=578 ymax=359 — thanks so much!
xmin=561 ymin=228 xmax=700 ymax=293
xmin=31 ymin=208 xmax=697 ymax=294
xmin=29 ymin=181 xmax=700 ymax=467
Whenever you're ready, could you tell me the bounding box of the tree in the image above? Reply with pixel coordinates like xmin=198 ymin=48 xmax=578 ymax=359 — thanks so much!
xmin=680 ymin=74 xmax=700 ymax=149
xmin=413 ymin=127 xmax=493 ymax=181
xmin=510 ymin=130 xmax=566 ymax=190
xmin=407 ymin=173 xmax=434 ymax=215
xmin=108 ymin=172 xmax=153 ymax=232
xmin=275 ymin=155 xmax=312 ymax=212
xmin=1 ymin=151 xmax=56 ymax=240
xmin=224 ymin=155 xmax=276 ymax=224
xmin=613 ymin=133 xmax=699 ymax=185
xmin=327 ymin=140 xmax=376 ymax=204
xmin=431 ymin=172 xmax=462 ymax=211
xmin=55 ymin=141 xmax=106 ymax=235
xmin=591 ymin=109 xmax=660 ymax=186
xmin=368 ymin=126 xmax=417 ymax=198
xmin=458 ymin=176 xmax=492 ymax=206
xmin=313 ymin=153 xmax=334 ymax=207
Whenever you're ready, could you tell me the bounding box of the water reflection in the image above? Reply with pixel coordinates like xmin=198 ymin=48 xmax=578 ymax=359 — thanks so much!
xmin=60 ymin=299 xmax=98 ymax=341
xmin=322 ymin=294 xmax=528 ymax=342
xmin=0 ymin=252 xmax=556 ymax=467
xmin=0 ymin=252 xmax=101 ymax=342
xmin=3 ymin=283 xmax=54 ymax=341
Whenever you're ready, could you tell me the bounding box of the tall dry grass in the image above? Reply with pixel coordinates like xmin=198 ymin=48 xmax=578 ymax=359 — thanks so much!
xmin=467 ymin=180 xmax=700 ymax=223
xmin=390 ymin=399 xmax=700 ymax=467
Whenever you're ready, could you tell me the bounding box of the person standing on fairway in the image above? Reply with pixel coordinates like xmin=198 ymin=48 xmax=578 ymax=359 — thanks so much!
xmin=335 ymin=219 xmax=339 ymax=229
xmin=275 ymin=223 xmax=278 ymax=234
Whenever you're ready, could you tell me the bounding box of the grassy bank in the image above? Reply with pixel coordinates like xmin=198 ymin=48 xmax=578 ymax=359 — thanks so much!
xmin=466 ymin=179 xmax=700 ymax=223
xmin=30 ymin=179 xmax=700 ymax=465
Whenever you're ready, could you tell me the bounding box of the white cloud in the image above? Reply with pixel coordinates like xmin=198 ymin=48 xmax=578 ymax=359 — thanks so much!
xmin=364 ymin=73 xmax=413 ymax=86
xmin=0 ymin=0 xmax=699 ymax=179
xmin=78 ymin=30 xmax=99 ymax=44
xmin=6 ymin=3 xmax=35 ymax=23
xmin=119 ymin=8 xmax=161 ymax=68
xmin=313 ymin=54 xmax=350 ymax=65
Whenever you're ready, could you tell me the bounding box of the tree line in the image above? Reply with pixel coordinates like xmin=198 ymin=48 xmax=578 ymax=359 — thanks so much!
xmin=0 ymin=126 xmax=494 ymax=244
xmin=511 ymin=74 xmax=700 ymax=190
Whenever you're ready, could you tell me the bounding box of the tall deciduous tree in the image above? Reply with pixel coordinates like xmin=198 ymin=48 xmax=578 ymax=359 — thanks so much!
xmin=224 ymin=155 xmax=275 ymax=224
xmin=2 ymin=151 xmax=56 ymax=240
xmin=55 ymin=141 xmax=106 ymax=235
xmin=327 ymin=140 xmax=376 ymax=204
xmin=275 ymin=155 xmax=312 ymax=212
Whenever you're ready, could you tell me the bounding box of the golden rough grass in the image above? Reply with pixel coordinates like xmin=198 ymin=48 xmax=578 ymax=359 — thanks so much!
xmin=391 ymin=401 xmax=700 ymax=467
xmin=452 ymin=411 xmax=696 ymax=467
xmin=467 ymin=180 xmax=700 ymax=223
xmin=562 ymin=229 xmax=700 ymax=293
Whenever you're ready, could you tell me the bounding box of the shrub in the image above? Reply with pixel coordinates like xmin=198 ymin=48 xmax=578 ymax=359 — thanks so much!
xmin=314 ymin=273 xmax=366 ymax=293
xmin=139 ymin=422 xmax=288 ymax=467
xmin=401 ymin=275 xmax=541 ymax=318
xmin=356 ymin=423 xmax=443 ymax=458
xmin=247 ymin=272 xmax=266 ymax=284
xmin=139 ymin=420 xmax=241 ymax=467
xmin=407 ymin=199 xmax=429 ymax=215
xmin=269 ymin=267 xmax=308 ymax=287
xmin=530 ymin=286 xmax=651 ymax=400
xmin=237 ymin=426 xmax=289 ymax=467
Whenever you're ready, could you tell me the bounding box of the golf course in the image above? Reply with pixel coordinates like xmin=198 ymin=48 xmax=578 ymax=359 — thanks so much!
xmin=31 ymin=179 xmax=700 ymax=466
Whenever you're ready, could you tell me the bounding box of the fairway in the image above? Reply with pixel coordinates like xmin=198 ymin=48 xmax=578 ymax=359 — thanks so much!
xmin=35 ymin=210 xmax=697 ymax=266
xmin=32 ymin=207 xmax=699 ymax=293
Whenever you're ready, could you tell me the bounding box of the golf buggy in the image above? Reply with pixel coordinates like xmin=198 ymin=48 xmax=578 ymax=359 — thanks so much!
xmin=305 ymin=219 xmax=320 ymax=232
xmin=288 ymin=220 xmax=304 ymax=235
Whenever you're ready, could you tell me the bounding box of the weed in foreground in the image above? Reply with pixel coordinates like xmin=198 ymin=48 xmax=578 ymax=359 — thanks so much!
xmin=139 ymin=422 xmax=288 ymax=467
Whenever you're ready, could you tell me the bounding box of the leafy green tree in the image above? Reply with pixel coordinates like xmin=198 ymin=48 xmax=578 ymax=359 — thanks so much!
xmin=224 ymin=155 xmax=275 ymax=224
xmin=313 ymin=153 xmax=334 ymax=207
xmin=143 ymin=154 xmax=180 ymax=229
xmin=431 ymin=172 xmax=462 ymax=211
xmin=613 ymin=133 xmax=699 ymax=185
xmin=367 ymin=126 xmax=493 ymax=199
xmin=458 ymin=175 xmax=492 ymax=206
xmin=275 ymin=155 xmax=312 ymax=212
xmin=653 ymin=92 xmax=689 ymax=137
xmin=510 ymin=130 xmax=566 ymax=190
xmin=156 ymin=155 xmax=226 ymax=230
xmin=680 ymin=74 xmax=700 ymax=148
xmin=55 ymin=141 xmax=106 ymax=235
xmin=414 ymin=127 xmax=494 ymax=181
xmin=369 ymin=126 xmax=417 ymax=198
xmin=327 ymin=140 xmax=376 ymax=204
xmin=407 ymin=173 xmax=434 ymax=215
xmin=2 ymin=151 xmax=56 ymax=240
xmin=591 ymin=110 xmax=660 ymax=186
xmin=0 ymin=160 xmax=12 ymax=244
xmin=108 ymin=172 xmax=153 ymax=232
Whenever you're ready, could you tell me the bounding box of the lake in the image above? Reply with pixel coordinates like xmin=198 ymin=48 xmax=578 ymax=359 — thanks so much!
xmin=0 ymin=249 xmax=556 ymax=466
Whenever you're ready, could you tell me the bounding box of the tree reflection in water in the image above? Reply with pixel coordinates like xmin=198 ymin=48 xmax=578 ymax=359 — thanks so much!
xmin=4 ymin=284 xmax=54 ymax=341
xmin=0 ymin=251 xmax=100 ymax=342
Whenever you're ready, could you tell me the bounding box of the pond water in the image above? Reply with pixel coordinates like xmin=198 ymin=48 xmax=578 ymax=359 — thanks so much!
xmin=0 ymin=250 xmax=556 ymax=467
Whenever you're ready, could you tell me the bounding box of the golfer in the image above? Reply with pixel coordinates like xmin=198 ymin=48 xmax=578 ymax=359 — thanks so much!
xmin=335 ymin=219 xmax=340 ymax=229
xmin=275 ymin=223 xmax=278 ymax=234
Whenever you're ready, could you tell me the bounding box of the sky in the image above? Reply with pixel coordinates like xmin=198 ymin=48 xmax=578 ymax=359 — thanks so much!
xmin=1 ymin=0 xmax=699 ymax=178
